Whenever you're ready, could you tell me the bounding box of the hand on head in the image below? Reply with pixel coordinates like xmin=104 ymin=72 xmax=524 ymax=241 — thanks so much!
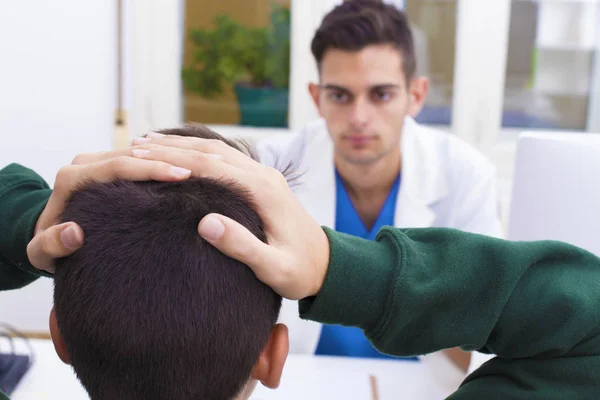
xmin=29 ymin=132 xmax=330 ymax=300
xmin=27 ymin=152 xmax=193 ymax=273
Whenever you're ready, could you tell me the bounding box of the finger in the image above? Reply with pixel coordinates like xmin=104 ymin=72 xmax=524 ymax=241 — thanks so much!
xmin=131 ymin=145 xmax=258 ymax=183
xmin=91 ymin=146 xmax=224 ymax=166
xmin=71 ymin=134 xmax=168 ymax=164
xmin=62 ymin=156 xmax=192 ymax=190
xmin=80 ymin=134 xmax=261 ymax=172
xmin=133 ymin=146 xmax=287 ymax=227
xmin=145 ymin=132 xmax=196 ymax=141
xmin=73 ymin=139 xmax=247 ymax=169
xmin=71 ymin=149 xmax=133 ymax=165
xmin=140 ymin=136 xmax=262 ymax=171
xmin=39 ymin=157 xmax=192 ymax=232
xmin=27 ymin=222 xmax=84 ymax=273
xmin=70 ymin=143 xmax=166 ymax=165
xmin=198 ymin=214 xmax=286 ymax=293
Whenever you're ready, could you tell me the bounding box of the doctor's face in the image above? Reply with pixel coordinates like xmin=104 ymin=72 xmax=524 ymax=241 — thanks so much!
xmin=309 ymin=44 xmax=428 ymax=166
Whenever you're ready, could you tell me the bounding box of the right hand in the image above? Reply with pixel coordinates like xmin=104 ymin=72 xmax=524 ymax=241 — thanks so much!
xmin=27 ymin=151 xmax=193 ymax=273
xmin=128 ymin=135 xmax=331 ymax=300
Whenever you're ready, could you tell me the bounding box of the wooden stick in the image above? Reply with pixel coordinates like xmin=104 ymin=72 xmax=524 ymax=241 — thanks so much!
xmin=114 ymin=0 xmax=129 ymax=149
xmin=4 ymin=331 xmax=51 ymax=340
xmin=117 ymin=0 xmax=122 ymax=122
xmin=369 ymin=375 xmax=380 ymax=400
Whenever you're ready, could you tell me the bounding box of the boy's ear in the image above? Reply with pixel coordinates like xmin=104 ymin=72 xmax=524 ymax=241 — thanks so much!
xmin=49 ymin=308 xmax=71 ymax=365
xmin=251 ymin=324 xmax=289 ymax=389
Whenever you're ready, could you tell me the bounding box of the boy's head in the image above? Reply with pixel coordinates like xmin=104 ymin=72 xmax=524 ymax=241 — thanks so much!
xmin=49 ymin=125 xmax=289 ymax=400
xmin=308 ymin=0 xmax=428 ymax=167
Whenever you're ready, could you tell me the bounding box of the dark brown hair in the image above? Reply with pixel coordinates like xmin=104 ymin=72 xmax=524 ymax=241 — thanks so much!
xmin=53 ymin=125 xmax=284 ymax=400
xmin=311 ymin=0 xmax=416 ymax=82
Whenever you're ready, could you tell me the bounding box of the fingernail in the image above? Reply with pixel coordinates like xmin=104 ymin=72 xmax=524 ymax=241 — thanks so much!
xmin=133 ymin=137 xmax=152 ymax=145
xmin=169 ymin=166 xmax=192 ymax=178
xmin=132 ymin=149 xmax=150 ymax=157
xmin=61 ymin=225 xmax=83 ymax=249
xmin=146 ymin=132 xmax=165 ymax=139
xmin=199 ymin=217 xmax=225 ymax=241
xmin=204 ymin=153 xmax=224 ymax=160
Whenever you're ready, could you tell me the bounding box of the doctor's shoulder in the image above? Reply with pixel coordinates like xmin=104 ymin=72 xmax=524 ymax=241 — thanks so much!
xmin=254 ymin=120 xmax=328 ymax=191
xmin=416 ymin=125 xmax=503 ymax=237
xmin=418 ymin=124 xmax=496 ymax=182
xmin=257 ymin=119 xmax=329 ymax=164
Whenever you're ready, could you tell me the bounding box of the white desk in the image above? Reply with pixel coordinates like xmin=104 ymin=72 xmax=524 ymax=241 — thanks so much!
xmin=5 ymin=339 xmax=450 ymax=400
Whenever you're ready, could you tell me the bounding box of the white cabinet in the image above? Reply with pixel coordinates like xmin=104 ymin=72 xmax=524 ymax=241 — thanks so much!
xmin=503 ymin=0 xmax=600 ymax=131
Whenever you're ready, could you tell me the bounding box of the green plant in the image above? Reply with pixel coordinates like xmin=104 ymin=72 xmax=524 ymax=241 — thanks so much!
xmin=182 ymin=3 xmax=291 ymax=98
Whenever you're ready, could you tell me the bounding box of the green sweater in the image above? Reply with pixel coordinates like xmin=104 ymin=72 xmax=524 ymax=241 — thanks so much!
xmin=2 ymin=164 xmax=600 ymax=399
xmin=301 ymin=228 xmax=600 ymax=399
xmin=0 ymin=164 xmax=51 ymax=291
xmin=0 ymin=164 xmax=51 ymax=400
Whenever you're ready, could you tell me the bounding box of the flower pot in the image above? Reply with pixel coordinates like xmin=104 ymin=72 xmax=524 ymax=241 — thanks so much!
xmin=234 ymin=85 xmax=289 ymax=128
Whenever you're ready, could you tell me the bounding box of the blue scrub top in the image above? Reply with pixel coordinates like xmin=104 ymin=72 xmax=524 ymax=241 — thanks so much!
xmin=315 ymin=171 xmax=416 ymax=360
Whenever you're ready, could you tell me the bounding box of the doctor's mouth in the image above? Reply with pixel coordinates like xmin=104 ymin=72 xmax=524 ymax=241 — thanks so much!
xmin=343 ymin=135 xmax=378 ymax=148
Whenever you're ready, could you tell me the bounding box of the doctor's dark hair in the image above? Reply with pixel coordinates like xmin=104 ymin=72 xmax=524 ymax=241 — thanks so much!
xmin=311 ymin=0 xmax=416 ymax=82
xmin=53 ymin=124 xmax=284 ymax=400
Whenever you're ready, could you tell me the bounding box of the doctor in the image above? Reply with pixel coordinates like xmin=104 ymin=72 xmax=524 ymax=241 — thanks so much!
xmin=258 ymin=0 xmax=502 ymax=384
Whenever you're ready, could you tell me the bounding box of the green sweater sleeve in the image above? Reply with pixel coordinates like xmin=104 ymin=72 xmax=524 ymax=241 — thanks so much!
xmin=300 ymin=227 xmax=600 ymax=399
xmin=0 ymin=163 xmax=53 ymax=290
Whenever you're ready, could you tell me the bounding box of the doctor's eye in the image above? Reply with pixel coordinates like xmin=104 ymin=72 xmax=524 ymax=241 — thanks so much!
xmin=372 ymin=89 xmax=393 ymax=103
xmin=328 ymin=91 xmax=350 ymax=104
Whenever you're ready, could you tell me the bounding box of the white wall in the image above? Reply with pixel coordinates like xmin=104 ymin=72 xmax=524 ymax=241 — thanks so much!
xmin=452 ymin=0 xmax=512 ymax=151
xmin=0 ymin=0 xmax=120 ymax=332
xmin=288 ymin=0 xmax=342 ymax=130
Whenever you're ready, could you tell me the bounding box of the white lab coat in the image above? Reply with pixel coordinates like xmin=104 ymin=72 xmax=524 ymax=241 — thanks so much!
xmin=257 ymin=117 xmax=503 ymax=394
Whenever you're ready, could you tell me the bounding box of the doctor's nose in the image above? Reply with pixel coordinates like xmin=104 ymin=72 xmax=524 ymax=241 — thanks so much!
xmin=348 ymin=99 xmax=371 ymax=131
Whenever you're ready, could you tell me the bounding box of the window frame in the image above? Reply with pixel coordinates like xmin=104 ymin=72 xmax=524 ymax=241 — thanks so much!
xmin=588 ymin=6 xmax=600 ymax=132
xmin=128 ymin=0 xmax=596 ymax=153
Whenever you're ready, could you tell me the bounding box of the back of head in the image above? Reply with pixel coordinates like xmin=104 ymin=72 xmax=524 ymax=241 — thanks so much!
xmin=311 ymin=0 xmax=416 ymax=81
xmin=52 ymin=125 xmax=283 ymax=400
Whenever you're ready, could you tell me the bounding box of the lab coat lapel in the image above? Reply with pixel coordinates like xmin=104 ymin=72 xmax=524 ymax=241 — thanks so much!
xmin=294 ymin=126 xmax=336 ymax=230
xmin=394 ymin=117 xmax=447 ymax=228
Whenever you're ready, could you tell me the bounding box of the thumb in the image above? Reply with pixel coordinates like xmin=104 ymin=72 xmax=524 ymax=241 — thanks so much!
xmin=27 ymin=222 xmax=84 ymax=273
xmin=198 ymin=214 xmax=280 ymax=284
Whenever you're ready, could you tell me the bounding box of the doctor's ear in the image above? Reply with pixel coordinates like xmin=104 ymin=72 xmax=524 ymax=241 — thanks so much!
xmin=408 ymin=76 xmax=429 ymax=117
xmin=308 ymin=83 xmax=321 ymax=109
